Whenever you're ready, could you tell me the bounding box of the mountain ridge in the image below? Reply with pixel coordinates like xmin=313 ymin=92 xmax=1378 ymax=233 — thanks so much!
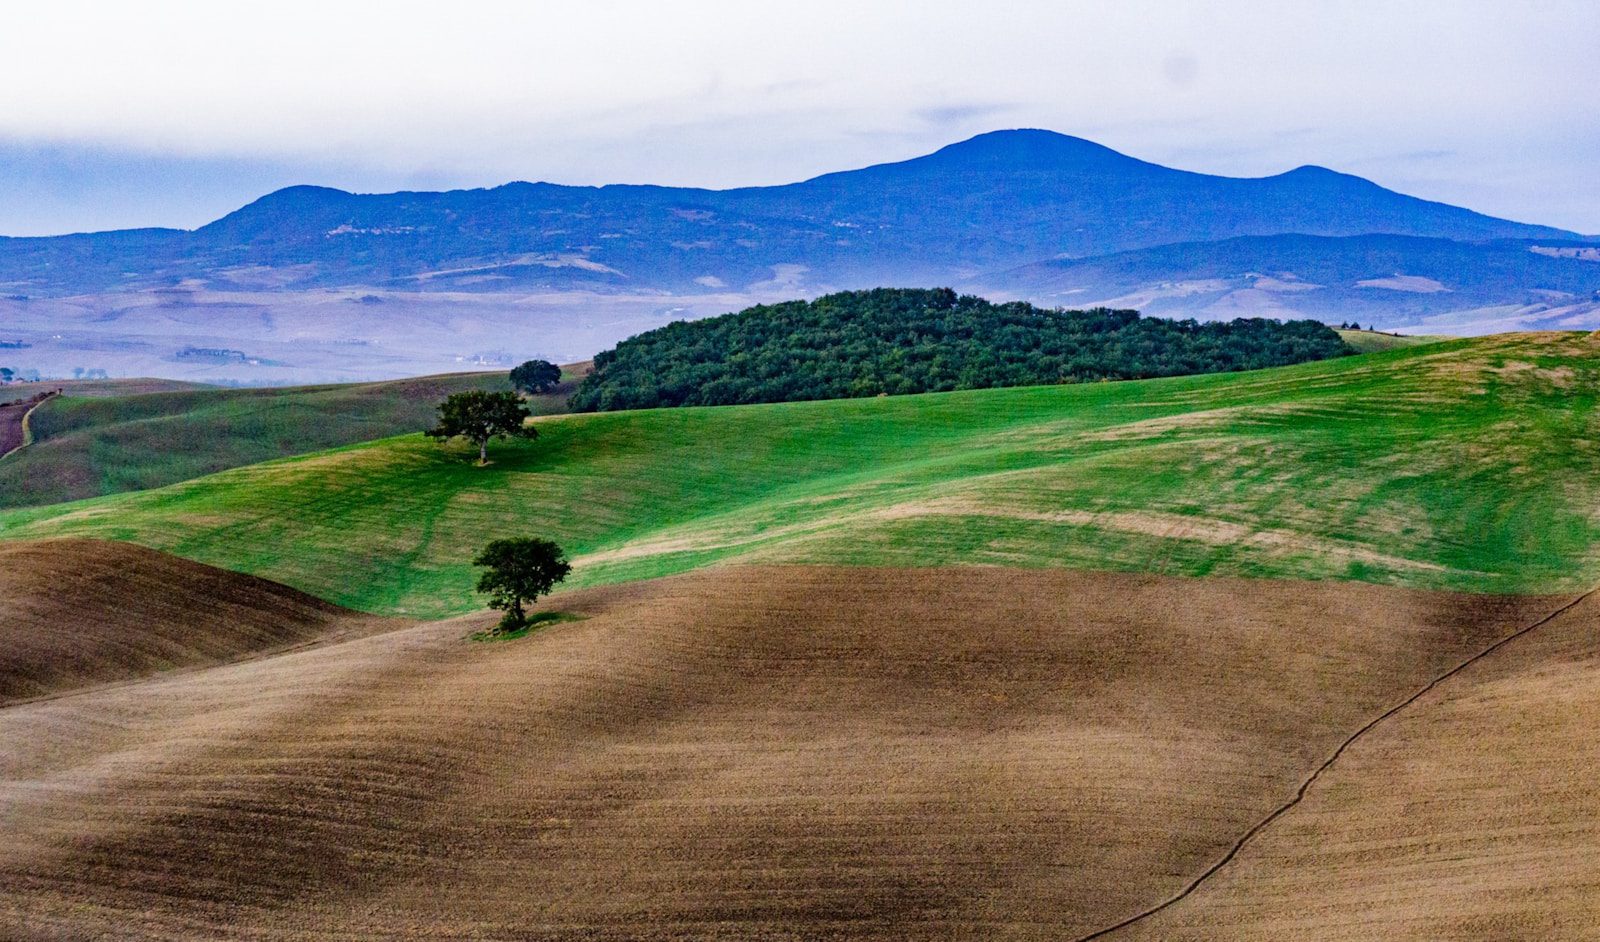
xmin=0 ymin=129 xmax=1575 ymax=299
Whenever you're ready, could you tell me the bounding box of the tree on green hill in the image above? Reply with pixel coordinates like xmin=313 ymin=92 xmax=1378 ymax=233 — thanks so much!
xmin=426 ymin=390 xmax=535 ymax=465
xmin=473 ymin=537 xmax=571 ymax=632
xmin=510 ymin=359 xmax=563 ymax=395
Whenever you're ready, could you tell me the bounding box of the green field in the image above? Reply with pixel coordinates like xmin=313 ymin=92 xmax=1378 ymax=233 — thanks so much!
xmin=0 ymin=371 xmax=576 ymax=508
xmin=2 ymin=333 xmax=1594 ymax=616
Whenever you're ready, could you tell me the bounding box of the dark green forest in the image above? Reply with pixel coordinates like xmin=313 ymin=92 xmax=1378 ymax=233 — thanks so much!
xmin=568 ymin=288 xmax=1351 ymax=411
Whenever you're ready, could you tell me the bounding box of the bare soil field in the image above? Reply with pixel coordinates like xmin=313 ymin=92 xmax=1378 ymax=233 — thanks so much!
xmin=1123 ymin=588 xmax=1600 ymax=941
xmin=1 ymin=550 xmax=1584 ymax=940
xmin=0 ymin=398 xmax=28 ymax=456
xmin=0 ymin=539 xmax=395 ymax=704
xmin=0 ymin=389 xmax=55 ymax=458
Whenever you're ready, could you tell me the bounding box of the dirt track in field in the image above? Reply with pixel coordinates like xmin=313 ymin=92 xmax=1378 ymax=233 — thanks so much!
xmin=1 ymin=546 xmax=1595 ymax=940
xmin=0 ymin=539 xmax=395 ymax=704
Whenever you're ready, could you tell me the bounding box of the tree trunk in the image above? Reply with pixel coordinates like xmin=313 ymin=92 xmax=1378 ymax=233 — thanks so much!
xmin=478 ymin=438 xmax=488 ymax=466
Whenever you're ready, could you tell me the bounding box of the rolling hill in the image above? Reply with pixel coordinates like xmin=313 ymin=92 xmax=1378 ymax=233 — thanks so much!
xmin=0 ymin=538 xmax=393 ymax=704
xmin=0 ymin=556 xmax=1579 ymax=939
xmin=0 ymin=368 xmax=581 ymax=508
xmin=3 ymin=331 xmax=1600 ymax=939
xmin=2 ymin=331 xmax=1595 ymax=616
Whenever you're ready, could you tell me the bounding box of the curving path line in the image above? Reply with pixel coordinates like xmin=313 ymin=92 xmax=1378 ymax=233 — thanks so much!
xmin=0 ymin=390 xmax=58 ymax=461
xmin=1073 ymin=585 xmax=1600 ymax=942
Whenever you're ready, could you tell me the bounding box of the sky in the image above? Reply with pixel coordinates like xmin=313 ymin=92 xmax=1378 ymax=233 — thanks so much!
xmin=0 ymin=0 xmax=1595 ymax=236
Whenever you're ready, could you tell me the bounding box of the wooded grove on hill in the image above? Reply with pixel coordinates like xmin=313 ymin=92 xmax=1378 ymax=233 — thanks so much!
xmin=569 ymin=288 xmax=1352 ymax=411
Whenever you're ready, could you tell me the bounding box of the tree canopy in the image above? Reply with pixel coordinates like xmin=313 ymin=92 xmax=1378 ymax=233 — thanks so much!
xmin=425 ymin=390 xmax=535 ymax=465
xmin=510 ymin=359 xmax=563 ymax=395
xmin=473 ymin=537 xmax=572 ymax=631
xmin=568 ymin=288 xmax=1352 ymax=412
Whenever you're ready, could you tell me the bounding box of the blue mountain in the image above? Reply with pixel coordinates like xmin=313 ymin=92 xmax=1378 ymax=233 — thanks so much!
xmin=0 ymin=129 xmax=1578 ymax=298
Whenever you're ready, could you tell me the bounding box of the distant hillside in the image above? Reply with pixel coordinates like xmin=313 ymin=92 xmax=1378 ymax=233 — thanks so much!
xmin=0 ymin=130 xmax=1574 ymax=298
xmin=976 ymin=233 xmax=1600 ymax=330
xmin=569 ymin=288 xmax=1350 ymax=411
xmin=1336 ymin=329 xmax=1448 ymax=353
xmin=0 ymin=369 xmax=578 ymax=509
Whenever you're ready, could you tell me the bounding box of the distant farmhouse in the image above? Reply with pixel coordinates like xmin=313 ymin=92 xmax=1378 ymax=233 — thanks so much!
xmin=177 ymin=346 xmax=262 ymax=365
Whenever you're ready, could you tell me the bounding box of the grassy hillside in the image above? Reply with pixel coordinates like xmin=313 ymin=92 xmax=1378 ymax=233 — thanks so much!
xmin=0 ymin=370 xmax=578 ymax=508
xmin=1 ymin=333 xmax=1594 ymax=616
xmin=1335 ymin=328 xmax=1449 ymax=353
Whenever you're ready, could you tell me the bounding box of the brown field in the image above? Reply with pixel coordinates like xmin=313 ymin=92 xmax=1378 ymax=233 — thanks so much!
xmin=0 ymin=398 xmax=28 ymax=456
xmin=0 ymin=539 xmax=394 ymax=704
xmin=1122 ymin=585 xmax=1600 ymax=940
xmin=3 ymin=544 xmax=1593 ymax=940
xmin=0 ymin=389 xmax=56 ymax=458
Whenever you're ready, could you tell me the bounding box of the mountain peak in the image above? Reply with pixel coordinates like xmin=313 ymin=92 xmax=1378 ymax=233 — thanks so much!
xmin=1277 ymin=164 xmax=1365 ymax=182
xmin=924 ymin=129 xmax=1149 ymax=172
xmin=198 ymin=185 xmax=359 ymax=237
xmin=255 ymin=184 xmax=355 ymax=204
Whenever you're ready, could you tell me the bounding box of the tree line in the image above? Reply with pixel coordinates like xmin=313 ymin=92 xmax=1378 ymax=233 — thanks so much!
xmin=567 ymin=288 xmax=1352 ymax=412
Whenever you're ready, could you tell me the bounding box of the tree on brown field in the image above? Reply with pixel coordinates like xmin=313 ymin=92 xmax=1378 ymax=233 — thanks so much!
xmin=473 ymin=537 xmax=571 ymax=632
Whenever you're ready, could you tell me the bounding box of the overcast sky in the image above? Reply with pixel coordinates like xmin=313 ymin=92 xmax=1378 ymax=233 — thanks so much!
xmin=1 ymin=0 xmax=1595 ymax=236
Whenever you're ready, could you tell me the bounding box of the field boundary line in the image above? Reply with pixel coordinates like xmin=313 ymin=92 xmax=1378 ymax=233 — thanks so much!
xmin=1072 ymin=585 xmax=1599 ymax=942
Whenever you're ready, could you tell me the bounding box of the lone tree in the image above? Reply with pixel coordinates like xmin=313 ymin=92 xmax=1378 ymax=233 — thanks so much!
xmin=425 ymin=390 xmax=535 ymax=465
xmin=473 ymin=537 xmax=571 ymax=632
xmin=510 ymin=359 xmax=563 ymax=395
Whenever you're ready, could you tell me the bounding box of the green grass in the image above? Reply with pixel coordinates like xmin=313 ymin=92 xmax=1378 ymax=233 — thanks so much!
xmin=1335 ymin=329 xmax=1450 ymax=353
xmin=0 ymin=371 xmax=573 ymax=509
xmin=2 ymin=333 xmax=1596 ymax=616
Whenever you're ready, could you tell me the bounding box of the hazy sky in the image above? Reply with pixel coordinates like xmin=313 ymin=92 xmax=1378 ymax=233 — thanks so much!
xmin=1 ymin=0 xmax=1595 ymax=236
